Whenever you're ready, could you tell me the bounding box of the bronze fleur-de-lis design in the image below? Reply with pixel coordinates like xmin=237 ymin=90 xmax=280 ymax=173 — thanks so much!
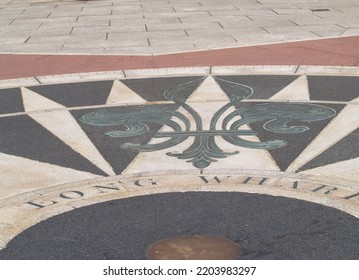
xmin=80 ymin=77 xmax=336 ymax=169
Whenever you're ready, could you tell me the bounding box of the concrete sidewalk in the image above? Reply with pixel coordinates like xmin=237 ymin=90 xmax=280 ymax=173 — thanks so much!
xmin=0 ymin=0 xmax=359 ymax=55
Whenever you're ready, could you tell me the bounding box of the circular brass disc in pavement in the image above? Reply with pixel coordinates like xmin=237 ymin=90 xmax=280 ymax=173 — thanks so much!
xmin=146 ymin=235 xmax=241 ymax=260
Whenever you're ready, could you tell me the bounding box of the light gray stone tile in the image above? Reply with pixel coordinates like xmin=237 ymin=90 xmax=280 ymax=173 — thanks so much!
xmin=143 ymin=12 xmax=210 ymax=18
xmin=264 ymin=25 xmax=346 ymax=36
xmin=238 ymin=9 xmax=278 ymax=16
xmin=62 ymin=38 xmax=149 ymax=49
xmin=80 ymin=7 xmax=113 ymax=14
xmin=35 ymin=26 xmax=73 ymax=35
xmin=0 ymin=42 xmax=64 ymax=53
xmin=223 ymin=27 xmax=270 ymax=36
xmin=48 ymin=11 xmax=84 ymax=17
xmin=107 ymin=30 xmax=188 ymax=40
xmin=76 ymin=15 xmax=114 ymax=22
xmin=148 ymin=37 xmax=193 ymax=46
xmin=146 ymin=22 xmax=222 ymax=31
xmin=272 ymin=8 xmax=312 ymax=15
xmin=82 ymin=1 xmax=113 ymax=7
xmin=0 ymin=19 xmax=13 ymax=25
xmin=147 ymin=17 xmax=183 ymax=24
xmin=113 ymin=7 xmax=172 ymax=14
xmin=174 ymin=5 xmax=238 ymax=12
xmin=25 ymin=35 xmax=70 ymax=44
xmin=185 ymin=28 xmax=226 ymax=36
xmin=250 ymin=19 xmax=298 ymax=27
xmin=218 ymin=19 xmax=264 ymax=29
xmin=10 ymin=16 xmax=78 ymax=25
xmin=341 ymin=28 xmax=359 ymax=36
xmin=0 ymin=36 xmax=28 ymax=44
xmin=0 ymin=23 xmax=40 ymax=33
xmin=71 ymin=25 xmax=146 ymax=35
xmin=40 ymin=20 xmax=110 ymax=29
xmin=312 ymin=10 xmax=346 ymax=18
xmin=179 ymin=15 xmax=250 ymax=24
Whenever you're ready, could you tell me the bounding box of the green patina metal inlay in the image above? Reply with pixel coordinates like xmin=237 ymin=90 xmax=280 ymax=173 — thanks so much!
xmin=80 ymin=76 xmax=336 ymax=169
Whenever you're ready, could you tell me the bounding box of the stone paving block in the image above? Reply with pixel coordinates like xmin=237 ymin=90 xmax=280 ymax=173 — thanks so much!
xmin=35 ymin=26 xmax=73 ymax=36
xmin=272 ymin=8 xmax=312 ymax=15
xmin=206 ymin=10 xmax=246 ymax=17
xmin=0 ymin=36 xmax=28 ymax=45
xmin=76 ymin=15 xmax=114 ymax=22
xmin=193 ymin=40 xmax=239 ymax=50
xmin=21 ymin=8 xmax=54 ymax=15
xmin=111 ymin=18 xmax=180 ymax=26
xmin=10 ymin=16 xmax=78 ymax=25
xmin=0 ymin=24 xmax=40 ymax=35
xmin=0 ymin=19 xmax=13 ymax=25
xmin=0 ymin=43 xmax=63 ymax=53
xmin=66 ymin=33 xmax=108 ymax=42
xmin=0 ymin=12 xmax=52 ymax=19
xmin=40 ymin=20 xmax=111 ymax=29
xmin=179 ymin=15 xmax=251 ymax=24
xmin=145 ymin=18 xmax=183 ymax=24
xmin=62 ymin=38 xmax=149 ymax=50
xmin=82 ymin=1 xmax=114 ymax=7
xmin=143 ymin=12 xmax=211 ymax=18
xmin=26 ymin=33 xmax=108 ymax=44
xmin=222 ymin=27 xmax=269 ymax=36
xmin=114 ymin=7 xmax=172 ymax=15
xmin=0 ymin=9 xmax=23 ymax=16
xmin=218 ymin=20 xmax=266 ymax=29
xmin=48 ymin=11 xmax=86 ymax=17
xmin=72 ymin=25 xmax=146 ymax=35
xmin=250 ymin=19 xmax=298 ymax=28
xmin=174 ymin=5 xmax=238 ymax=13
xmin=148 ymin=37 xmax=193 ymax=47
xmin=80 ymin=7 xmax=113 ymax=14
xmin=337 ymin=22 xmax=359 ymax=29
xmin=264 ymin=25 xmax=346 ymax=37
xmin=312 ymin=10 xmax=347 ymax=18
xmin=102 ymin=46 xmax=154 ymax=55
xmin=146 ymin=22 xmax=222 ymax=31
xmin=341 ymin=28 xmax=359 ymax=36
xmin=236 ymin=9 xmax=278 ymax=16
xmin=231 ymin=32 xmax=319 ymax=46
xmin=25 ymin=35 xmax=70 ymax=44
xmin=107 ymin=30 xmax=188 ymax=40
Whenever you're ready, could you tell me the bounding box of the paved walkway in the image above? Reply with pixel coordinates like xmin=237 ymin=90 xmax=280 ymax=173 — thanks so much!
xmin=1 ymin=0 xmax=359 ymax=55
xmin=0 ymin=0 xmax=358 ymax=260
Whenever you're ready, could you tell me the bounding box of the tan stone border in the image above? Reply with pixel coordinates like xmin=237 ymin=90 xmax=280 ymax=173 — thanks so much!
xmin=0 ymin=65 xmax=359 ymax=89
xmin=0 ymin=170 xmax=358 ymax=250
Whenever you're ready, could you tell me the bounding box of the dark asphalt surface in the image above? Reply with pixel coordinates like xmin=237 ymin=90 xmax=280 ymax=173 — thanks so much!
xmin=0 ymin=192 xmax=358 ymax=260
